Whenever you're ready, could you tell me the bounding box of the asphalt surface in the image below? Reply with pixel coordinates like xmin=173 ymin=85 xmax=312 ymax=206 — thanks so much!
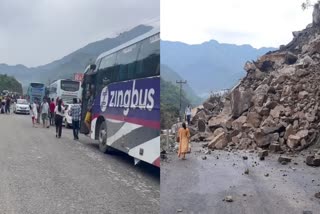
xmin=0 ymin=113 xmax=159 ymax=214
xmin=161 ymin=143 xmax=320 ymax=214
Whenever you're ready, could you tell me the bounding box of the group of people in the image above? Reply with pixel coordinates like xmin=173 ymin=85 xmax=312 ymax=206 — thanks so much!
xmin=0 ymin=96 xmax=12 ymax=114
xmin=29 ymin=97 xmax=82 ymax=140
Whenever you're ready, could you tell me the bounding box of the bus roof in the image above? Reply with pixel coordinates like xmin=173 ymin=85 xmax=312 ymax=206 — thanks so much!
xmin=96 ymin=27 xmax=160 ymax=62
xmin=49 ymin=79 xmax=79 ymax=84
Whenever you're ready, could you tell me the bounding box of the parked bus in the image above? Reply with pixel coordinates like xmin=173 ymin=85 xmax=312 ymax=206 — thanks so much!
xmin=27 ymin=82 xmax=46 ymax=104
xmin=48 ymin=79 xmax=82 ymax=104
xmin=80 ymin=27 xmax=160 ymax=167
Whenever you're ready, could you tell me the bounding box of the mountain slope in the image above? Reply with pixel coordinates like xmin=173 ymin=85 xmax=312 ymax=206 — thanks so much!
xmin=161 ymin=78 xmax=190 ymax=129
xmin=161 ymin=64 xmax=203 ymax=105
xmin=0 ymin=74 xmax=22 ymax=94
xmin=161 ymin=40 xmax=276 ymax=96
xmin=0 ymin=25 xmax=153 ymax=88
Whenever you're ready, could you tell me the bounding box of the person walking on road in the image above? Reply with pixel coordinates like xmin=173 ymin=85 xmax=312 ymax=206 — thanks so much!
xmin=30 ymin=102 xmax=38 ymax=128
xmin=5 ymin=96 xmax=11 ymax=114
xmin=70 ymin=98 xmax=81 ymax=140
xmin=41 ymin=98 xmax=50 ymax=128
xmin=178 ymin=122 xmax=190 ymax=160
xmin=54 ymin=99 xmax=65 ymax=138
xmin=49 ymin=98 xmax=55 ymax=126
xmin=185 ymin=105 xmax=192 ymax=125
xmin=35 ymin=99 xmax=41 ymax=124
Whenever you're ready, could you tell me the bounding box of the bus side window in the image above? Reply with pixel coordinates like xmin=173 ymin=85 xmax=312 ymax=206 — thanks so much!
xmin=97 ymin=53 xmax=117 ymax=91
xmin=116 ymin=43 xmax=140 ymax=81
xmin=136 ymin=33 xmax=160 ymax=78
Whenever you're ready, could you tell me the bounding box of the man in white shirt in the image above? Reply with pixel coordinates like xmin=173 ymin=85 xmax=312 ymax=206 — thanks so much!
xmin=41 ymin=98 xmax=50 ymax=128
xmin=185 ymin=105 xmax=192 ymax=125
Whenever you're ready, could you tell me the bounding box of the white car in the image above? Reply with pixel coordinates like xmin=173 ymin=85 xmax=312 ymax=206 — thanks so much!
xmin=13 ymin=99 xmax=30 ymax=114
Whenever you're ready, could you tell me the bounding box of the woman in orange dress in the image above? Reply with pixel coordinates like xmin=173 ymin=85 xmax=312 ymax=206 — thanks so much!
xmin=178 ymin=122 xmax=190 ymax=160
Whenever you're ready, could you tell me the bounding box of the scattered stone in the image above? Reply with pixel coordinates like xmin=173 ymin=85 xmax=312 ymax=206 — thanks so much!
xmin=278 ymin=156 xmax=291 ymax=164
xmin=306 ymin=155 xmax=320 ymax=167
xmin=205 ymin=150 xmax=211 ymax=155
xmin=264 ymin=173 xmax=269 ymax=177
xmin=242 ymin=156 xmax=248 ymax=160
xmin=202 ymin=156 xmax=207 ymax=160
xmin=302 ymin=211 xmax=313 ymax=214
xmin=244 ymin=168 xmax=249 ymax=174
xmin=315 ymin=192 xmax=320 ymax=199
xmin=258 ymin=150 xmax=269 ymax=158
xmin=177 ymin=209 xmax=183 ymax=212
xmin=224 ymin=196 xmax=233 ymax=202
xmin=269 ymin=143 xmax=281 ymax=152
xmin=260 ymin=156 xmax=265 ymax=161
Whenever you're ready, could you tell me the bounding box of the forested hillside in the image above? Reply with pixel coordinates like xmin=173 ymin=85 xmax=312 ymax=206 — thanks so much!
xmin=0 ymin=74 xmax=22 ymax=94
xmin=161 ymin=78 xmax=189 ymax=129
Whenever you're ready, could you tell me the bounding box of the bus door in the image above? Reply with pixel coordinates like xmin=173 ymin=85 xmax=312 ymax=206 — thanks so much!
xmin=80 ymin=71 xmax=97 ymax=134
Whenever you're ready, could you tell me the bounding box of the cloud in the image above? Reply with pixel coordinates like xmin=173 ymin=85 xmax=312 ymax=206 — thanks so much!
xmin=0 ymin=0 xmax=159 ymax=67
xmin=161 ymin=0 xmax=313 ymax=48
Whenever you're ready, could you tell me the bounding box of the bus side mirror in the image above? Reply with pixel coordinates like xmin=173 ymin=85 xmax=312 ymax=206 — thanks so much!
xmin=90 ymin=64 xmax=96 ymax=70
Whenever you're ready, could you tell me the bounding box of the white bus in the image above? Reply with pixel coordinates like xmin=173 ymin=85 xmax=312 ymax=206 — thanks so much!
xmin=80 ymin=27 xmax=160 ymax=167
xmin=48 ymin=79 xmax=82 ymax=104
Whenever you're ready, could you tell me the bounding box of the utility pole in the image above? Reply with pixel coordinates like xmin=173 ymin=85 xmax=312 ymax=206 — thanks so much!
xmin=176 ymin=80 xmax=187 ymax=121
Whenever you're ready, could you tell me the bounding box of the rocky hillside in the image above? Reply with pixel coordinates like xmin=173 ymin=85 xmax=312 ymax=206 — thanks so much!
xmin=191 ymin=4 xmax=320 ymax=165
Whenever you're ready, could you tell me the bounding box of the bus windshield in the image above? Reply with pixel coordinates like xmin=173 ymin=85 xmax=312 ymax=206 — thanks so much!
xmin=30 ymin=83 xmax=45 ymax=88
xmin=61 ymin=80 xmax=79 ymax=92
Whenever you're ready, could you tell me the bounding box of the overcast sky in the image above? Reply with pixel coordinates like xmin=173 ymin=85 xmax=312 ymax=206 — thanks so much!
xmin=0 ymin=0 xmax=159 ymax=67
xmin=161 ymin=0 xmax=313 ymax=49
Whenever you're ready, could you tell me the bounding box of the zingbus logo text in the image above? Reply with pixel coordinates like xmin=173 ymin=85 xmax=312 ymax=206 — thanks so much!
xmin=100 ymin=80 xmax=155 ymax=116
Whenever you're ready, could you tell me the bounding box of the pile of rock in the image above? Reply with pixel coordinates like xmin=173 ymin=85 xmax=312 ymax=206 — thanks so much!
xmin=192 ymin=6 xmax=320 ymax=156
xmin=189 ymin=94 xmax=225 ymax=141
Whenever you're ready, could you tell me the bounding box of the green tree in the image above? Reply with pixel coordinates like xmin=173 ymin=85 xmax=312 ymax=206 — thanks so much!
xmin=0 ymin=74 xmax=23 ymax=94
xmin=160 ymin=78 xmax=190 ymax=129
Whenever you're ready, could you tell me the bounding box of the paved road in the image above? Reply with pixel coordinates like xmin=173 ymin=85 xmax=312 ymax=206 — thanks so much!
xmin=161 ymin=143 xmax=320 ymax=214
xmin=0 ymin=113 xmax=159 ymax=214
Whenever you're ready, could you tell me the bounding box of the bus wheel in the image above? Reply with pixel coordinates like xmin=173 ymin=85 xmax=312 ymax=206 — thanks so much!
xmin=98 ymin=121 xmax=111 ymax=153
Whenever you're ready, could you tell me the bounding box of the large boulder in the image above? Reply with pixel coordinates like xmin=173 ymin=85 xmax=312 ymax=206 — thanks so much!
xmin=284 ymin=124 xmax=295 ymax=140
xmin=208 ymin=132 xmax=228 ymax=150
xmin=252 ymin=84 xmax=269 ymax=106
xmin=203 ymin=101 xmax=215 ymax=111
xmin=230 ymin=87 xmax=253 ymax=118
xmin=254 ymin=131 xmax=279 ymax=147
xmin=208 ymin=100 xmax=232 ymax=129
xmin=246 ymin=112 xmax=261 ymax=128
xmin=244 ymin=61 xmax=257 ymax=72
xmin=270 ymin=105 xmax=285 ymax=118
xmin=287 ymin=130 xmax=309 ymax=149
xmin=238 ymin=138 xmax=253 ymax=150
xmin=232 ymin=116 xmax=247 ymax=130
xmin=197 ymin=119 xmax=207 ymax=133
